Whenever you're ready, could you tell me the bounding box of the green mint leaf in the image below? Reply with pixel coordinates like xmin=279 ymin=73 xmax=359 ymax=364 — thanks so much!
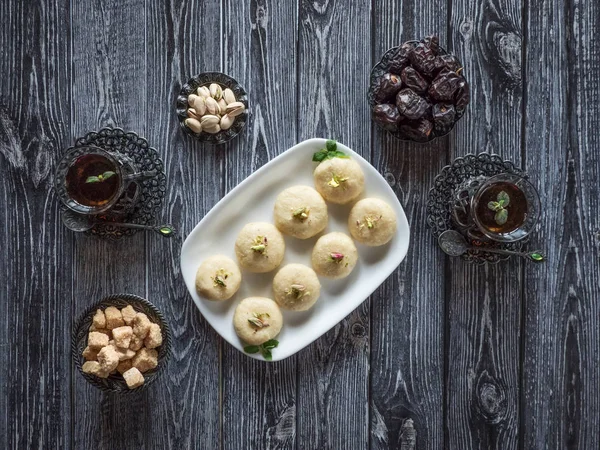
xmin=312 ymin=150 xmax=328 ymax=162
xmin=261 ymin=348 xmax=273 ymax=361
xmin=487 ymin=201 xmax=500 ymax=211
xmin=497 ymin=191 xmax=510 ymax=206
xmin=495 ymin=208 xmax=508 ymax=225
xmin=262 ymin=339 xmax=279 ymax=350
xmin=102 ymin=171 xmax=116 ymax=180
xmin=333 ymin=150 xmax=349 ymax=159
xmin=159 ymin=226 xmax=174 ymax=236
xmin=85 ymin=176 xmax=100 ymax=184
xmin=244 ymin=345 xmax=260 ymax=354
xmin=326 ymin=140 xmax=337 ymax=152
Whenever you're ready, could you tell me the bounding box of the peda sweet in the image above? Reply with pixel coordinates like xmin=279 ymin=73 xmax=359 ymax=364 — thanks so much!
xmin=272 ymin=264 xmax=321 ymax=311
xmin=273 ymin=185 xmax=328 ymax=239
xmin=311 ymin=232 xmax=358 ymax=279
xmin=348 ymin=198 xmax=397 ymax=246
xmin=234 ymin=222 xmax=285 ymax=273
xmin=195 ymin=255 xmax=242 ymax=301
xmin=233 ymin=297 xmax=283 ymax=346
xmin=313 ymin=157 xmax=365 ymax=204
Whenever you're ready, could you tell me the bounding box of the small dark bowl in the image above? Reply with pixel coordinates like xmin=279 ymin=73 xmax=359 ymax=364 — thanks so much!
xmin=72 ymin=293 xmax=171 ymax=393
xmin=368 ymin=41 xmax=468 ymax=143
xmin=176 ymin=72 xmax=248 ymax=145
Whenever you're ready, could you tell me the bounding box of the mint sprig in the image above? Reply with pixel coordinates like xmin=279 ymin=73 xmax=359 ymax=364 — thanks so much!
xmin=244 ymin=339 xmax=279 ymax=361
xmin=312 ymin=140 xmax=349 ymax=162
xmin=85 ymin=171 xmax=116 ymax=184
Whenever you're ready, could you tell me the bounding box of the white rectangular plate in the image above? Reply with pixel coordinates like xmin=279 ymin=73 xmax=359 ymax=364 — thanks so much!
xmin=180 ymin=138 xmax=410 ymax=361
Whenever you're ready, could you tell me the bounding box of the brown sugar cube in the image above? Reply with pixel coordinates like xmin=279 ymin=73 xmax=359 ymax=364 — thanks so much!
xmin=92 ymin=309 xmax=106 ymax=329
xmin=105 ymin=306 xmax=125 ymax=330
xmin=88 ymin=331 xmax=109 ymax=350
xmin=132 ymin=313 xmax=152 ymax=339
xmin=112 ymin=326 xmax=133 ymax=348
xmin=143 ymin=323 xmax=163 ymax=349
xmin=122 ymin=367 xmax=145 ymax=389
xmin=82 ymin=361 xmax=109 ymax=379
xmin=97 ymin=345 xmax=120 ymax=373
xmin=131 ymin=348 xmax=158 ymax=373
xmin=89 ymin=326 xmax=111 ymax=338
xmin=116 ymin=359 xmax=133 ymax=374
xmin=82 ymin=346 xmax=99 ymax=361
xmin=109 ymin=345 xmax=136 ymax=361
xmin=121 ymin=305 xmax=137 ymax=325
xmin=129 ymin=334 xmax=144 ymax=351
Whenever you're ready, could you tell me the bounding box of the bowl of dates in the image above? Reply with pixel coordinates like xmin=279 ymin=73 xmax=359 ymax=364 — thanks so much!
xmin=368 ymin=35 xmax=470 ymax=143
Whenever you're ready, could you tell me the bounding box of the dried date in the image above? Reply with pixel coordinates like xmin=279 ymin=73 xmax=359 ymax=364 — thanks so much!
xmin=401 ymin=67 xmax=429 ymax=93
xmin=373 ymin=104 xmax=402 ymax=130
xmin=409 ymin=36 xmax=439 ymax=76
xmin=432 ymin=103 xmax=456 ymax=134
xmin=388 ymin=42 xmax=415 ymax=74
xmin=373 ymin=73 xmax=403 ymax=103
xmin=428 ymin=70 xmax=463 ymax=102
xmin=399 ymin=118 xmax=434 ymax=142
xmin=396 ymin=88 xmax=430 ymax=120
xmin=434 ymin=54 xmax=462 ymax=74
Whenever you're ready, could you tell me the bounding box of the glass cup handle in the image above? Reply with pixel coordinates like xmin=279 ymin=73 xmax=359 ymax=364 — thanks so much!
xmin=123 ymin=170 xmax=158 ymax=183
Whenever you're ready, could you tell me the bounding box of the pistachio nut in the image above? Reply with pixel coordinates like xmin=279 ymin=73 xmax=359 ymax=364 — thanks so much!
xmin=223 ymin=88 xmax=236 ymax=104
xmin=204 ymin=123 xmax=221 ymax=134
xmin=220 ymin=114 xmax=234 ymax=130
xmin=192 ymin=96 xmax=206 ymax=116
xmin=197 ymin=86 xmax=210 ymax=98
xmin=205 ymin=97 xmax=219 ymax=115
xmin=225 ymin=102 xmax=245 ymax=117
xmin=187 ymin=108 xmax=201 ymax=120
xmin=209 ymin=83 xmax=223 ymax=101
xmin=188 ymin=94 xmax=199 ymax=107
xmin=218 ymin=98 xmax=227 ymax=111
xmin=200 ymin=115 xmax=220 ymax=127
xmin=185 ymin=118 xmax=202 ymax=133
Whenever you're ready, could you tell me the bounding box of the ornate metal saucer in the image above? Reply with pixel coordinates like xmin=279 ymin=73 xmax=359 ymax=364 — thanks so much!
xmin=61 ymin=127 xmax=167 ymax=240
xmin=426 ymin=153 xmax=528 ymax=264
xmin=176 ymin=72 xmax=248 ymax=145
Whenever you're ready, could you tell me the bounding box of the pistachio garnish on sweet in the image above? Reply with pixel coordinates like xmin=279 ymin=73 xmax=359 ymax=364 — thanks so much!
xmin=330 ymin=252 xmax=344 ymax=262
xmin=248 ymin=312 xmax=270 ymax=329
xmin=328 ymin=174 xmax=349 ymax=188
xmin=285 ymin=284 xmax=310 ymax=300
xmin=250 ymin=235 xmax=268 ymax=253
xmin=357 ymin=214 xmax=383 ymax=230
xmin=211 ymin=268 xmax=230 ymax=287
xmin=292 ymin=206 xmax=309 ymax=221
xmin=184 ymin=82 xmax=245 ymax=135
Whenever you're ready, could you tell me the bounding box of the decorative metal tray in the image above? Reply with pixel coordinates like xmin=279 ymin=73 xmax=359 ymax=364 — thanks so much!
xmin=426 ymin=153 xmax=527 ymax=264
xmin=63 ymin=127 xmax=166 ymax=240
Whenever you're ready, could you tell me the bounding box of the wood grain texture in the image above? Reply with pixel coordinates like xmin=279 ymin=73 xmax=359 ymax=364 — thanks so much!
xmin=221 ymin=1 xmax=298 ymax=449
xmin=69 ymin=1 xmax=150 ymax=448
xmin=447 ymin=0 xmax=524 ymax=448
xmin=369 ymin=1 xmax=448 ymax=449
xmin=0 ymin=0 xmax=73 ymax=448
xmin=144 ymin=0 xmax=222 ymax=447
xmin=522 ymin=0 xmax=600 ymax=447
xmin=296 ymin=1 xmax=371 ymax=449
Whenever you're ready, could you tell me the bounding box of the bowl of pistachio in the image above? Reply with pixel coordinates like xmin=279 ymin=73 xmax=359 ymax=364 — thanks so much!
xmin=176 ymin=72 xmax=249 ymax=145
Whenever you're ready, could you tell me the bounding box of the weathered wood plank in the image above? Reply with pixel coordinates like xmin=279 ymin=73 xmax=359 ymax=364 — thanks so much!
xmin=295 ymin=1 xmax=371 ymax=448
xmin=143 ymin=0 xmax=222 ymax=447
xmin=447 ymin=1 xmax=524 ymax=448
xmin=522 ymin=0 xmax=600 ymax=447
xmin=69 ymin=1 xmax=150 ymax=448
xmin=0 ymin=0 xmax=72 ymax=448
xmin=370 ymin=1 xmax=447 ymax=448
xmin=221 ymin=1 xmax=298 ymax=449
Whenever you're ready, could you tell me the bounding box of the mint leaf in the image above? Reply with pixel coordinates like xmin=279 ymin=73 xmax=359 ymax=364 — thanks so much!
xmin=262 ymin=339 xmax=279 ymax=350
xmin=312 ymin=150 xmax=329 ymax=162
xmin=102 ymin=171 xmax=116 ymax=180
xmin=487 ymin=201 xmax=500 ymax=211
xmin=497 ymin=191 xmax=510 ymax=206
xmin=312 ymin=140 xmax=348 ymax=163
xmin=495 ymin=208 xmax=508 ymax=225
xmin=85 ymin=176 xmax=100 ymax=184
xmin=261 ymin=348 xmax=273 ymax=361
xmin=333 ymin=151 xmax=350 ymax=159
xmin=244 ymin=345 xmax=260 ymax=354
xmin=326 ymin=140 xmax=337 ymax=152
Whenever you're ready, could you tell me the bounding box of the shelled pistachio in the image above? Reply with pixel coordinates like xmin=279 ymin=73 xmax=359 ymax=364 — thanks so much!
xmin=185 ymin=83 xmax=246 ymax=135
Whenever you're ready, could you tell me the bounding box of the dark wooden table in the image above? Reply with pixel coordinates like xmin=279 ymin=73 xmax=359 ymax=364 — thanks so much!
xmin=1 ymin=0 xmax=599 ymax=449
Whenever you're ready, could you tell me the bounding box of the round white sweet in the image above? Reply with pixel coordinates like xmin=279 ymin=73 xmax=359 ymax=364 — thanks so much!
xmin=273 ymin=185 xmax=328 ymax=239
xmin=311 ymin=232 xmax=358 ymax=279
xmin=233 ymin=297 xmax=283 ymax=345
xmin=234 ymin=222 xmax=285 ymax=273
xmin=348 ymin=198 xmax=397 ymax=246
xmin=313 ymin=158 xmax=365 ymax=205
xmin=272 ymin=264 xmax=321 ymax=311
xmin=195 ymin=255 xmax=242 ymax=301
